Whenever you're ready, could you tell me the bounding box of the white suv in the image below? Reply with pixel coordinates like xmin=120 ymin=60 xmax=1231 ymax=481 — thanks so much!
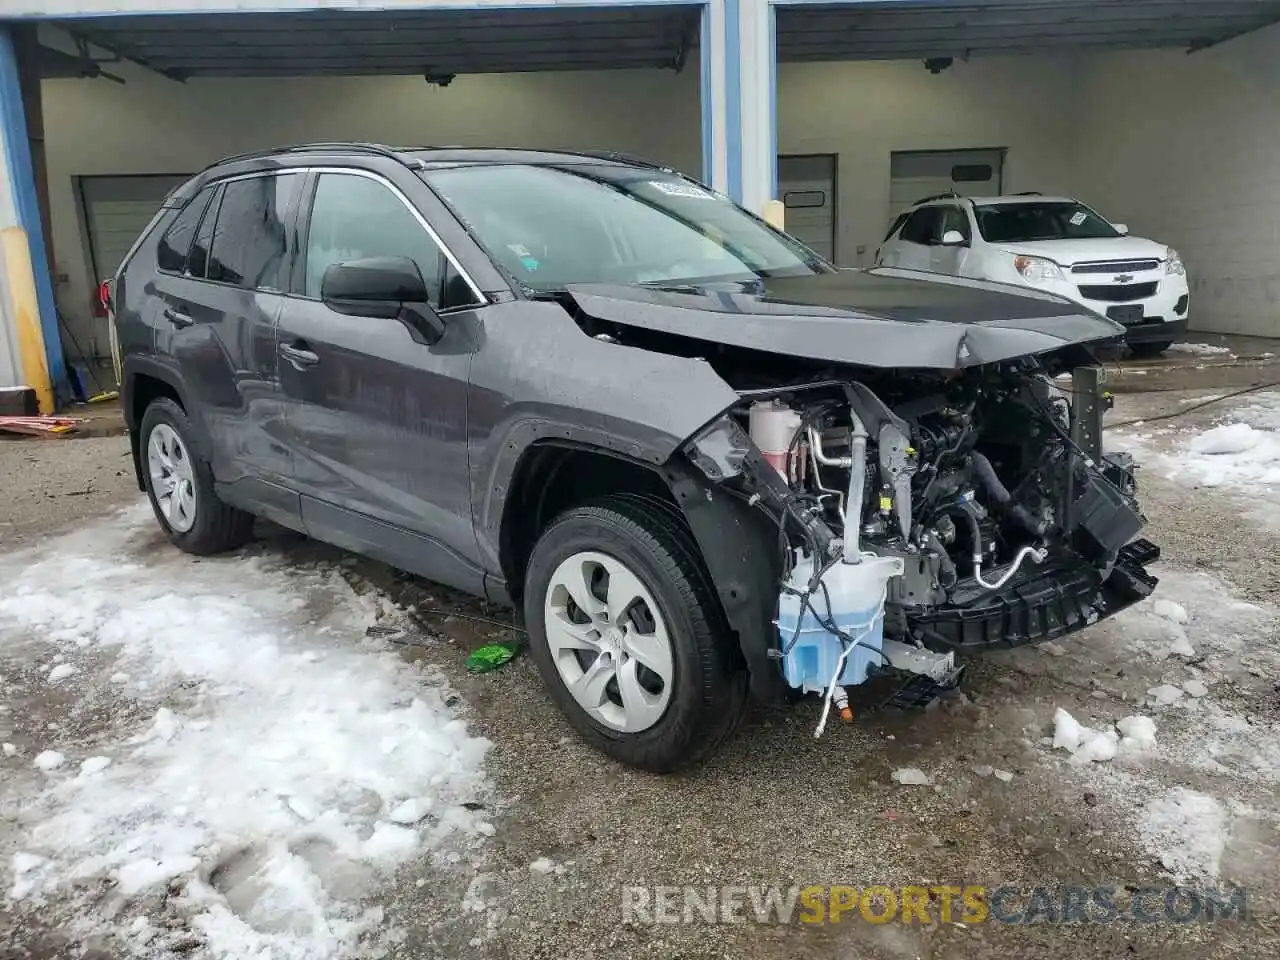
xmin=876 ymin=194 xmax=1189 ymax=356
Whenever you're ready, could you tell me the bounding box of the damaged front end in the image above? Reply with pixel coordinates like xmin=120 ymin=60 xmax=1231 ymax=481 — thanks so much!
xmin=676 ymin=359 xmax=1160 ymax=713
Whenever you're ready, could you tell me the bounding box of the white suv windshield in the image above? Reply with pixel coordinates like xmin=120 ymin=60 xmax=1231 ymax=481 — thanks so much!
xmin=423 ymin=163 xmax=823 ymax=291
xmin=974 ymin=201 xmax=1119 ymax=243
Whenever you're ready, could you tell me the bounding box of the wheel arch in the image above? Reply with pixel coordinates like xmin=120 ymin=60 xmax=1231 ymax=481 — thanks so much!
xmin=497 ymin=441 xmax=674 ymax=607
xmin=122 ymin=358 xmax=210 ymax=493
xmin=498 ymin=440 xmax=788 ymax=704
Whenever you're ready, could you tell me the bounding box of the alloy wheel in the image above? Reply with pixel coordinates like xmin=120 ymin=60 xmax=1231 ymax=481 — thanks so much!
xmin=542 ymin=550 xmax=675 ymax=733
xmin=147 ymin=423 xmax=198 ymax=533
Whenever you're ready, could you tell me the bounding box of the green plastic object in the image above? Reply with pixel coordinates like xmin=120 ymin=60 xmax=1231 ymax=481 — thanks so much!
xmin=465 ymin=641 xmax=520 ymax=673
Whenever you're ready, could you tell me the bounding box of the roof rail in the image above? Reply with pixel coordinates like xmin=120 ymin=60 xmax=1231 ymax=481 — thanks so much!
xmin=1013 ymin=190 xmax=1043 ymax=196
xmin=567 ymin=149 xmax=671 ymax=171
xmin=912 ymin=190 xmax=961 ymax=206
xmin=205 ymin=142 xmax=424 ymax=171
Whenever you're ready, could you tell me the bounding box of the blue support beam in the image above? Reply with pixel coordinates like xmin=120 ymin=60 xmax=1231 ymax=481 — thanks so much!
xmin=0 ymin=26 xmax=67 ymax=396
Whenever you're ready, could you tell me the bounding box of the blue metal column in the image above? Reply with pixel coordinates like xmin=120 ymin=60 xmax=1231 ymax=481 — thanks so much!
xmin=0 ymin=26 xmax=65 ymax=395
xmin=718 ymin=0 xmax=774 ymax=212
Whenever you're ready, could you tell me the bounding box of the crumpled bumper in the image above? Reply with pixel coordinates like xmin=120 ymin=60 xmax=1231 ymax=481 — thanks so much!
xmin=903 ymin=539 xmax=1160 ymax=654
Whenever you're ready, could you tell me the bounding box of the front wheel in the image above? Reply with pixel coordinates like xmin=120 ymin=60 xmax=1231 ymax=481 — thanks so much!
xmin=522 ymin=494 xmax=747 ymax=772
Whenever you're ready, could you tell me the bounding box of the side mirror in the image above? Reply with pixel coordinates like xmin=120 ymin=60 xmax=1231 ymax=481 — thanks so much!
xmin=940 ymin=229 xmax=966 ymax=246
xmin=1112 ymin=223 xmax=1130 ymax=235
xmin=321 ymin=256 xmax=445 ymax=344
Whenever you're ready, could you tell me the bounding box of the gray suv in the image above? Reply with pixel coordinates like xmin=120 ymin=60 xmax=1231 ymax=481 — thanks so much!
xmin=110 ymin=143 xmax=1160 ymax=771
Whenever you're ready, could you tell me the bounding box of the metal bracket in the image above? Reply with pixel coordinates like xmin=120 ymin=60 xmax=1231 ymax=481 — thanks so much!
xmin=1070 ymin=365 xmax=1105 ymax=463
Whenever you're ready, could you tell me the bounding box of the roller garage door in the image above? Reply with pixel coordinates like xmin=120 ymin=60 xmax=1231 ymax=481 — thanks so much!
xmin=778 ymin=154 xmax=837 ymax=261
xmin=888 ymin=149 xmax=1004 ymax=222
xmin=79 ymin=174 xmax=189 ymax=283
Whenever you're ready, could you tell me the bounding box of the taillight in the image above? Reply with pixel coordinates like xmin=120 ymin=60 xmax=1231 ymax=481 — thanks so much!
xmin=96 ymin=279 xmax=112 ymax=317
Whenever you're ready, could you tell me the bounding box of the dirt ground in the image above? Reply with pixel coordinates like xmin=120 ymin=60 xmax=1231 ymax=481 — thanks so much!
xmin=2 ymin=349 xmax=1280 ymax=960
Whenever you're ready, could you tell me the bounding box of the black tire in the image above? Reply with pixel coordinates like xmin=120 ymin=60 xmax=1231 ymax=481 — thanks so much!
xmin=1129 ymin=340 xmax=1172 ymax=358
xmin=523 ymin=493 xmax=748 ymax=772
xmin=139 ymin=397 xmax=254 ymax=555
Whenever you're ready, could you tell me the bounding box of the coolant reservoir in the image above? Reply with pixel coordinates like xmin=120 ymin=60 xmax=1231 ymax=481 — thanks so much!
xmin=776 ymin=553 xmax=905 ymax=694
xmin=749 ymin=400 xmax=802 ymax=478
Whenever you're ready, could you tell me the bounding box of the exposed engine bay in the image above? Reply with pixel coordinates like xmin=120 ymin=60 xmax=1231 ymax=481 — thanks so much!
xmin=683 ymin=356 xmax=1160 ymax=719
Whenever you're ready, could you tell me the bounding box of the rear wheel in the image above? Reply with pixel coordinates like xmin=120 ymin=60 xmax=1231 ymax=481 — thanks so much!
xmin=140 ymin=398 xmax=254 ymax=555
xmin=523 ymin=493 xmax=748 ymax=772
xmin=1129 ymin=340 xmax=1173 ymax=358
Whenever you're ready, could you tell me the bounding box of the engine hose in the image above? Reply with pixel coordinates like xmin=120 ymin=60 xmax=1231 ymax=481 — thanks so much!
xmin=969 ymin=451 xmax=1011 ymax=505
xmin=948 ymin=502 xmax=983 ymax=565
xmin=947 ymin=502 xmax=1046 ymax=591
xmin=969 ymin=451 xmax=1051 ymax=537
xmin=921 ymin=531 xmax=958 ymax=588
xmin=976 ymin=545 xmax=1049 ymax=591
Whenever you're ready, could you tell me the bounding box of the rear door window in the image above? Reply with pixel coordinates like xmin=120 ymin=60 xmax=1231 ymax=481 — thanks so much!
xmin=186 ymin=184 xmax=223 ymax=280
xmin=900 ymin=207 xmax=942 ymax=246
xmin=156 ymin=188 xmax=215 ymax=274
xmin=206 ymin=174 xmax=304 ymax=291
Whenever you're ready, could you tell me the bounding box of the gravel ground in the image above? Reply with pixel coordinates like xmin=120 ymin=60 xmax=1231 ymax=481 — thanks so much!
xmin=2 ymin=371 xmax=1279 ymax=960
xmin=0 ymin=436 xmax=137 ymax=549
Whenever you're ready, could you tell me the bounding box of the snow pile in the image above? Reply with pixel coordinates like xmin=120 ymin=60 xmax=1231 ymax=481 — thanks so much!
xmin=0 ymin=509 xmax=492 ymax=957
xmin=1147 ymin=684 xmax=1184 ymax=706
xmin=1139 ymin=788 xmax=1229 ymax=881
xmin=1116 ymin=716 xmax=1158 ymax=752
xmin=1151 ymin=599 xmax=1189 ymax=625
xmin=1167 ymin=342 xmax=1234 ymax=357
xmin=1161 ymin=419 xmax=1280 ymax=490
xmin=32 ymin=750 xmax=67 ymax=772
xmin=1052 ymin=708 xmax=1158 ymax=763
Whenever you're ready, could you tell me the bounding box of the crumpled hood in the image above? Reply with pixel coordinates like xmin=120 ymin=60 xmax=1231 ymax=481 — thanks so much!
xmin=991 ymin=235 xmax=1169 ymax=266
xmin=566 ymin=267 xmax=1125 ymax=370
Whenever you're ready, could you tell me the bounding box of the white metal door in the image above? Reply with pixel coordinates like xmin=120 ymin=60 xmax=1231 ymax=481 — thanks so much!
xmin=777 ymin=154 xmax=836 ymax=261
xmin=888 ymin=149 xmax=1003 ymax=223
xmin=79 ymin=175 xmax=190 ymax=282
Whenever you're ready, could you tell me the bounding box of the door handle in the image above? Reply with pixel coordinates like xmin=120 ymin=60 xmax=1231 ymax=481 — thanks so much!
xmin=279 ymin=342 xmax=320 ymax=369
xmin=162 ymin=307 xmax=194 ymax=328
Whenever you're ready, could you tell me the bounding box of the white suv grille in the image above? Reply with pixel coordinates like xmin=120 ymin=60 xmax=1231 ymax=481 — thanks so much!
xmin=1070 ymin=260 xmax=1160 ymax=275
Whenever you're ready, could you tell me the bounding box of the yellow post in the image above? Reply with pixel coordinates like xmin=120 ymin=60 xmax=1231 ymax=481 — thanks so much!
xmin=762 ymin=199 xmax=785 ymax=232
xmin=2 ymin=225 xmax=53 ymax=415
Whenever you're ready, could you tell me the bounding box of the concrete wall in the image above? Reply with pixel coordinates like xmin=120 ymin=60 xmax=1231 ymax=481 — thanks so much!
xmin=1076 ymin=21 xmax=1280 ymax=338
xmin=777 ymin=55 xmax=1084 ymax=269
xmin=41 ymin=57 xmax=701 ymax=352
xmin=38 ymin=21 xmax=1280 ymax=345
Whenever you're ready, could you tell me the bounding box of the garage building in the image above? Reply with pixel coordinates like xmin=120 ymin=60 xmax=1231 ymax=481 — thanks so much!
xmin=2 ymin=0 xmax=1280 ymax=405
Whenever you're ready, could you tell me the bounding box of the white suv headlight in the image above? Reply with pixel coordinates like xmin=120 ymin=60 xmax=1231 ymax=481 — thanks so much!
xmin=1013 ymin=255 xmax=1065 ymax=283
xmin=1165 ymin=247 xmax=1185 ymax=276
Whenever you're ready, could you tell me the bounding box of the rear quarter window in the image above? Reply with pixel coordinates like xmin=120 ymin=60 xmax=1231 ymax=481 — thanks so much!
xmin=156 ymin=189 xmax=214 ymax=274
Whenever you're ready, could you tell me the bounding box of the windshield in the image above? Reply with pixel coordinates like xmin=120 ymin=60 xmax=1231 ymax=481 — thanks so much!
xmin=974 ymin=201 xmax=1120 ymax=243
xmin=422 ymin=163 xmax=825 ymax=291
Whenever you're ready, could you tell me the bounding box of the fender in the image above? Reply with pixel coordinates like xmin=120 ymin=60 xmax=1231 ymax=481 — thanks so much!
xmin=121 ymin=355 xmax=214 ymax=492
xmin=467 ymin=300 xmax=740 ymax=572
xmin=662 ymin=458 xmax=787 ymax=703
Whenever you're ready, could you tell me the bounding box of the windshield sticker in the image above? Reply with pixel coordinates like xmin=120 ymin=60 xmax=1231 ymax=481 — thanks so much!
xmin=649 ymin=180 xmax=715 ymax=200
xmin=506 ymin=243 xmax=541 ymax=272
xmin=1069 ymin=211 xmax=1088 ymax=226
